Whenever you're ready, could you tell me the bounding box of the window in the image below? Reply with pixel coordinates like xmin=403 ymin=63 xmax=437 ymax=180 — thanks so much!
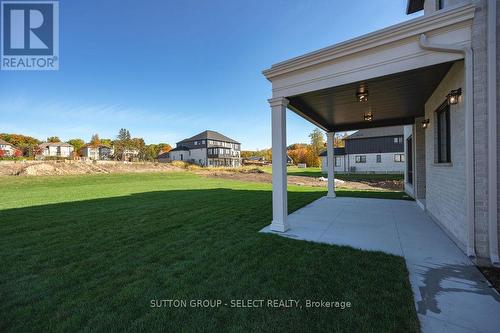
xmin=180 ymin=154 xmax=183 ymax=161
xmin=334 ymin=157 xmax=341 ymax=167
xmin=355 ymin=155 xmax=366 ymax=163
xmin=376 ymin=155 xmax=381 ymax=163
xmin=194 ymin=141 xmax=198 ymax=145
xmin=394 ymin=137 xmax=403 ymax=144
xmin=407 ymin=137 xmax=413 ymax=185
xmin=201 ymin=140 xmax=205 ymax=144
xmin=436 ymin=103 xmax=451 ymax=163
xmin=208 ymin=140 xmax=213 ymax=145
xmin=394 ymin=154 xmax=404 ymax=162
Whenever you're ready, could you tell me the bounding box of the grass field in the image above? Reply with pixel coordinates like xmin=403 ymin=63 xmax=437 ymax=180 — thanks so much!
xmin=260 ymin=166 xmax=404 ymax=181
xmin=0 ymin=173 xmax=418 ymax=332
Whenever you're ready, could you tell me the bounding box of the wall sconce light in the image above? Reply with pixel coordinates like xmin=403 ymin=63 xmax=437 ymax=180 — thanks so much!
xmin=447 ymin=88 xmax=462 ymax=105
xmin=363 ymin=113 xmax=373 ymax=121
xmin=357 ymin=91 xmax=369 ymax=102
xmin=421 ymin=119 xmax=430 ymax=129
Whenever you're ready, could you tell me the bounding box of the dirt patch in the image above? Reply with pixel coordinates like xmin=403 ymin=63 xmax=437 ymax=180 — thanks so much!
xmin=0 ymin=161 xmax=181 ymax=176
xmin=353 ymin=180 xmax=403 ymax=191
xmin=0 ymin=161 xmax=404 ymax=191
xmin=197 ymin=169 xmax=402 ymax=191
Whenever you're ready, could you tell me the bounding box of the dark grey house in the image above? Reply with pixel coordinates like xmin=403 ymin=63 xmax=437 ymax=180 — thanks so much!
xmin=320 ymin=126 xmax=405 ymax=173
xmin=162 ymin=130 xmax=241 ymax=167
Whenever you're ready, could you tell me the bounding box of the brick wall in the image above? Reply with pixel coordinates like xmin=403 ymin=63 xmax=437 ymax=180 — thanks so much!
xmin=414 ymin=117 xmax=427 ymax=200
xmin=472 ymin=0 xmax=490 ymax=259
xmin=425 ymin=61 xmax=467 ymax=250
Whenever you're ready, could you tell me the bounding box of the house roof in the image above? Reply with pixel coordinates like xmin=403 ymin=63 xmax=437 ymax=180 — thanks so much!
xmin=177 ymin=130 xmax=240 ymax=144
xmin=406 ymin=0 xmax=424 ymax=14
xmin=345 ymin=126 xmax=404 ymax=140
xmin=39 ymin=142 xmax=73 ymax=148
xmin=170 ymin=145 xmax=190 ymax=152
xmin=0 ymin=138 xmax=12 ymax=146
xmin=157 ymin=152 xmax=170 ymax=158
xmin=319 ymin=148 xmax=346 ymax=157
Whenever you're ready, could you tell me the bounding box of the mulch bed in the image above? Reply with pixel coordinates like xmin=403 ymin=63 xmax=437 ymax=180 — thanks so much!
xmin=478 ymin=266 xmax=500 ymax=293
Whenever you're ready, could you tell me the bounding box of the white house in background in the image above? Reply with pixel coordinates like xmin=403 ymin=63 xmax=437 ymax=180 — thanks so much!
xmin=263 ymin=0 xmax=500 ymax=267
xmin=320 ymin=126 xmax=405 ymax=174
xmin=0 ymin=138 xmax=16 ymax=156
xmin=166 ymin=130 xmax=241 ymax=167
xmin=79 ymin=145 xmax=114 ymax=160
xmin=38 ymin=142 xmax=74 ymax=158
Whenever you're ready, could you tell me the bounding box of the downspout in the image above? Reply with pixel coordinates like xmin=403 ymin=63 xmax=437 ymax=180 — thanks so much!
xmin=419 ymin=34 xmax=476 ymax=258
xmin=487 ymin=0 xmax=499 ymax=266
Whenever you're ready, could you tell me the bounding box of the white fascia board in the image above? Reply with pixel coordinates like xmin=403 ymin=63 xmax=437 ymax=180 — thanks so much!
xmin=263 ymin=3 xmax=475 ymax=81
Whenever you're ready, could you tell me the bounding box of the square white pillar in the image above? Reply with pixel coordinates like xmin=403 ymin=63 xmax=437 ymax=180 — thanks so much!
xmin=326 ymin=131 xmax=336 ymax=198
xmin=269 ymin=97 xmax=289 ymax=232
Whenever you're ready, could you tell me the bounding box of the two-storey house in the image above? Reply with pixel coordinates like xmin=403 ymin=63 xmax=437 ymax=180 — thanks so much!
xmin=38 ymin=142 xmax=74 ymax=158
xmin=167 ymin=130 xmax=241 ymax=167
xmin=320 ymin=126 xmax=405 ymax=174
xmin=80 ymin=145 xmax=115 ymax=160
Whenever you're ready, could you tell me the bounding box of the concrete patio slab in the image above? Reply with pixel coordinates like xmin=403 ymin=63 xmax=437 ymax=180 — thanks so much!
xmin=261 ymin=197 xmax=500 ymax=333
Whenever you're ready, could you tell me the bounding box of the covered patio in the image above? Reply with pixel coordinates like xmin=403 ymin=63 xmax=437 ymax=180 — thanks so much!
xmin=262 ymin=3 xmax=500 ymax=332
xmin=261 ymin=197 xmax=500 ymax=332
xmin=263 ymin=4 xmax=476 ymax=238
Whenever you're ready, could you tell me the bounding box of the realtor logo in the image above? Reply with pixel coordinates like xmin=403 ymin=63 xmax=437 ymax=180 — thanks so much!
xmin=1 ymin=1 xmax=59 ymax=70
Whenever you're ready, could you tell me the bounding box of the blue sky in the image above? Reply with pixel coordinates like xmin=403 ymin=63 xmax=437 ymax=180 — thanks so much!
xmin=0 ymin=0 xmax=420 ymax=149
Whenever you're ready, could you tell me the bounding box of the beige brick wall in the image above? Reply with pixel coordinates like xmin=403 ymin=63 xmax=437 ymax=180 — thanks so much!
xmin=425 ymin=61 xmax=467 ymax=250
xmin=414 ymin=117 xmax=427 ymax=200
xmin=472 ymin=0 xmax=490 ymax=259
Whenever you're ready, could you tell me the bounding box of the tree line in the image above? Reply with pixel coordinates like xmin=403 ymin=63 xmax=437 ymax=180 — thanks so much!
xmin=241 ymin=128 xmax=346 ymax=167
xmin=0 ymin=128 xmax=172 ymax=161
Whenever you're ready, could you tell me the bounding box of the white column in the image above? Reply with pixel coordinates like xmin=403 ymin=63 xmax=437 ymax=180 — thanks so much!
xmin=326 ymin=131 xmax=336 ymax=198
xmin=269 ymin=97 xmax=289 ymax=232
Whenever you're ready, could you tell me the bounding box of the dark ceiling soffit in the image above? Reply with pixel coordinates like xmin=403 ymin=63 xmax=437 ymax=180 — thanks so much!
xmin=407 ymin=0 xmax=425 ymax=14
xmin=331 ymin=117 xmax=415 ymax=132
xmin=287 ymin=101 xmax=329 ymax=132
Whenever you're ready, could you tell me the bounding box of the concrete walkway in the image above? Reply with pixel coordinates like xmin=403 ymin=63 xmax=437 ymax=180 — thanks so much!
xmin=261 ymin=197 xmax=500 ymax=333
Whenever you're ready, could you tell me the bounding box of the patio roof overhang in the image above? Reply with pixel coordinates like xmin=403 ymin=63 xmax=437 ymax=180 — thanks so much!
xmin=263 ymin=3 xmax=475 ymax=132
xmin=286 ymin=62 xmax=453 ymax=131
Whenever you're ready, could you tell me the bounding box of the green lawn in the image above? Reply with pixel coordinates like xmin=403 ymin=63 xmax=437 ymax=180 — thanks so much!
xmin=0 ymin=173 xmax=418 ymax=332
xmin=261 ymin=166 xmax=404 ymax=182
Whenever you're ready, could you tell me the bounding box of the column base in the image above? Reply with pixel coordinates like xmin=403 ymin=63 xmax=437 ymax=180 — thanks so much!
xmin=327 ymin=191 xmax=336 ymax=198
xmin=270 ymin=220 xmax=289 ymax=232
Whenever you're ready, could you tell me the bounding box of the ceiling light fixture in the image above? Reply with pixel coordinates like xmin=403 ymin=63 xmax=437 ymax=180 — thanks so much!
xmin=364 ymin=113 xmax=373 ymax=121
xmin=421 ymin=119 xmax=430 ymax=129
xmin=357 ymin=91 xmax=369 ymax=102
